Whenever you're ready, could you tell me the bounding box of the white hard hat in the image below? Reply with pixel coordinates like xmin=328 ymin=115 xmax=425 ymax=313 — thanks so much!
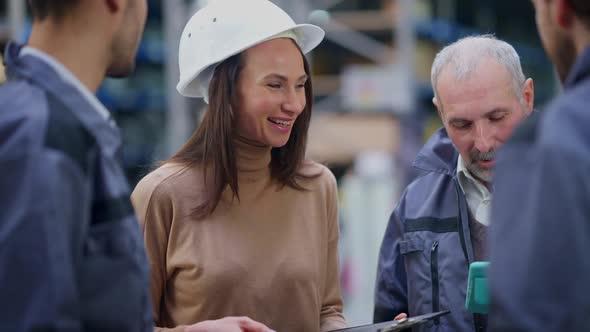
xmin=176 ymin=0 xmax=325 ymax=102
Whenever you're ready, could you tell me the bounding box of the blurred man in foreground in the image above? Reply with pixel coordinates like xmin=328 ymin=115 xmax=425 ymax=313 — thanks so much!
xmin=0 ymin=0 xmax=151 ymax=330
xmin=489 ymin=1 xmax=590 ymax=330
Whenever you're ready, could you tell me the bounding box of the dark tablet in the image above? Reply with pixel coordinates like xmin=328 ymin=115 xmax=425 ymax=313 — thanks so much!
xmin=333 ymin=310 xmax=451 ymax=332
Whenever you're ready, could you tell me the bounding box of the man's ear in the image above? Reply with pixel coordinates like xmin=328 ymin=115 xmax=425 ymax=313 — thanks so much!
xmin=105 ymin=0 xmax=124 ymax=13
xmin=555 ymin=0 xmax=575 ymax=29
xmin=433 ymin=97 xmax=444 ymax=121
xmin=102 ymin=0 xmax=127 ymax=32
xmin=522 ymin=78 xmax=535 ymax=114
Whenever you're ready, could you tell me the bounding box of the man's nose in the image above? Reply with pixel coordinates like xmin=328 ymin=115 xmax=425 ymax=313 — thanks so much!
xmin=474 ymin=123 xmax=494 ymax=153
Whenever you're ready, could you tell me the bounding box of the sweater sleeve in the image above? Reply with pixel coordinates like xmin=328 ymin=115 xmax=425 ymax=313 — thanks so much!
xmin=320 ymin=171 xmax=348 ymax=331
xmin=131 ymin=175 xmax=187 ymax=332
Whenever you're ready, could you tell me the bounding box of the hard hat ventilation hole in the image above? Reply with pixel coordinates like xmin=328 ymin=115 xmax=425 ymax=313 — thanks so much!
xmin=188 ymin=33 xmax=192 ymax=38
xmin=213 ymin=17 xmax=217 ymax=22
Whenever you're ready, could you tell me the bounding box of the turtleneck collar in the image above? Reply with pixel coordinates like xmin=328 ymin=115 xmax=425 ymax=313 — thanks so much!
xmin=233 ymin=135 xmax=272 ymax=181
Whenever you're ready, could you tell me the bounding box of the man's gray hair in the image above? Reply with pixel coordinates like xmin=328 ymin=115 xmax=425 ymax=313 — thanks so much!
xmin=431 ymin=35 xmax=526 ymax=104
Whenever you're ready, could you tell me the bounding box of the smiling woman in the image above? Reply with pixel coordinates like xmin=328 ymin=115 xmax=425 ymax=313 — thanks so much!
xmin=130 ymin=1 xmax=347 ymax=332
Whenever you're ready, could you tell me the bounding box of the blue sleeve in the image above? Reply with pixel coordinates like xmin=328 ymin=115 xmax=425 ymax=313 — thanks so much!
xmin=0 ymin=83 xmax=153 ymax=331
xmin=374 ymin=201 xmax=408 ymax=323
xmin=0 ymin=122 xmax=88 ymax=331
xmin=488 ymin=140 xmax=590 ymax=331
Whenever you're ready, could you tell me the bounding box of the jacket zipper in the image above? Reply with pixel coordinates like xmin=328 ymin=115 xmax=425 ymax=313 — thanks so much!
xmin=431 ymin=240 xmax=440 ymax=325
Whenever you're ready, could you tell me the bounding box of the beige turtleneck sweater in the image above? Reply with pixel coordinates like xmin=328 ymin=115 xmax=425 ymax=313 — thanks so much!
xmin=131 ymin=138 xmax=347 ymax=332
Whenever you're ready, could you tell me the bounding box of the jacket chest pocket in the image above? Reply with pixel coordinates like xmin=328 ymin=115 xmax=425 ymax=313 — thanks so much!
xmin=400 ymin=236 xmax=442 ymax=326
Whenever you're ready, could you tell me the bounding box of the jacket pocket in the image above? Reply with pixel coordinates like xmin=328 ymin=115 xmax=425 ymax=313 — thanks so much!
xmin=431 ymin=240 xmax=440 ymax=325
xmin=400 ymin=238 xmax=425 ymax=255
xmin=79 ymin=218 xmax=147 ymax=331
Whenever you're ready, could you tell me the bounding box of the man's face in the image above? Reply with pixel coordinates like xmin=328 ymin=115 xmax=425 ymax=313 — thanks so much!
xmin=435 ymin=58 xmax=534 ymax=184
xmin=531 ymin=0 xmax=577 ymax=82
xmin=107 ymin=0 xmax=148 ymax=78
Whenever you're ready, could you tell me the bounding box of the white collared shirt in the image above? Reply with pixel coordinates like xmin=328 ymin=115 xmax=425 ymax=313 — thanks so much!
xmin=20 ymin=46 xmax=112 ymax=121
xmin=457 ymin=155 xmax=492 ymax=226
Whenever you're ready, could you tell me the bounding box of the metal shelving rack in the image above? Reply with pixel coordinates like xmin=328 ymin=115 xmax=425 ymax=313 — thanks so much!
xmin=6 ymin=0 xmax=25 ymax=41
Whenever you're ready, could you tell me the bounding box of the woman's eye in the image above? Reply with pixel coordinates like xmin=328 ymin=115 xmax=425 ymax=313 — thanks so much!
xmin=267 ymin=83 xmax=281 ymax=89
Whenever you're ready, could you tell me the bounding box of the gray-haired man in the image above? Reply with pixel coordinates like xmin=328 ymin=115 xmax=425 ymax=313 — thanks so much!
xmin=374 ymin=35 xmax=534 ymax=332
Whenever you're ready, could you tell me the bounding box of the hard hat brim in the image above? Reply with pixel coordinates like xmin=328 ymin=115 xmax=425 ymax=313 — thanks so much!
xmin=176 ymin=23 xmax=325 ymax=99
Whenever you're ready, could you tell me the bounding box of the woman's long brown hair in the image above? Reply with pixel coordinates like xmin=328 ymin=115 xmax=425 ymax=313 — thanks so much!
xmin=166 ymin=42 xmax=318 ymax=220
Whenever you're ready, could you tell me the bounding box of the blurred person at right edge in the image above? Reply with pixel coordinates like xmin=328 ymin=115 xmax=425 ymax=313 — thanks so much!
xmin=374 ymin=35 xmax=535 ymax=332
xmin=488 ymin=1 xmax=590 ymax=331
xmin=130 ymin=0 xmax=346 ymax=331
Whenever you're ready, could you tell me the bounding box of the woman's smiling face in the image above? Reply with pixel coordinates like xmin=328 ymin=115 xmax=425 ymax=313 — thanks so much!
xmin=234 ymin=38 xmax=308 ymax=147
